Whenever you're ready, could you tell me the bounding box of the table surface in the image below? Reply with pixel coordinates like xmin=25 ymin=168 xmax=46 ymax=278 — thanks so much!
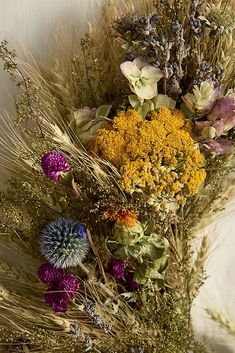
xmin=0 ymin=1 xmax=235 ymax=352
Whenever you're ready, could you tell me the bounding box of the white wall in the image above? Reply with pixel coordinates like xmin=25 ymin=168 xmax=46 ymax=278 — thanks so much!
xmin=0 ymin=1 xmax=235 ymax=352
xmin=0 ymin=0 xmax=101 ymax=108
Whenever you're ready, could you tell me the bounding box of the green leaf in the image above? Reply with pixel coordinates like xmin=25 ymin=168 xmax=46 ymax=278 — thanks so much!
xmin=78 ymin=118 xmax=108 ymax=143
xmin=145 ymin=242 xmax=165 ymax=260
xmin=115 ymin=246 xmax=128 ymax=258
xmin=127 ymin=244 xmax=143 ymax=258
xmin=129 ymin=94 xmax=142 ymax=108
xmin=96 ymin=105 xmax=112 ymax=119
xmin=60 ymin=171 xmax=73 ymax=186
xmin=153 ymin=255 xmax=169 ymax=273
xmin=142 ymin=219 xmax=155 ymax=236
xmin=154 ymin=277 xmax=165 ymax=290
xmin=137 ymin=101 xmax=151 ymax=118
xmin=152 ymin=94 xmax=176 ymax=110
xmin=134 ymin=264 xmax=149 ymax=284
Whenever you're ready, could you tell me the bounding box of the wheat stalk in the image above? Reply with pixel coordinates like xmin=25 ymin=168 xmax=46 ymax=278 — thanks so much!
xmin=206 ymin=309 xmax=235 ymax=336
xmin=188 ymin=236 xmax=209 ymax=298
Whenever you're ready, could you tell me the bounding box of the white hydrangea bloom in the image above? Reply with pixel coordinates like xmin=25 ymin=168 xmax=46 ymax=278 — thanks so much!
xmin=120 ymin=58 xmax=163 ymax=100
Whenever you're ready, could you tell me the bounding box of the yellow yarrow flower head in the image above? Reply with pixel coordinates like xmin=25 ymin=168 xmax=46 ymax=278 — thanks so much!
xmin=93 ymin=108 xmax=206 ymax=200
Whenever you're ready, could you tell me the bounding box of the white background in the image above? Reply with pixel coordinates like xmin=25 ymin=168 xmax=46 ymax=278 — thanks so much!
xmin=0 ymin=1 xmax=235 ymax=352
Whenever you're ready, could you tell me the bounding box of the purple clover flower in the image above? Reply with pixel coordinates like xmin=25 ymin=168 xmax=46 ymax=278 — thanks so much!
xmin=38 ymin=263 xmax=64 ymax=285
xmin=109 ymin=259 xmax=126 ymax=281
xmin=41 ymin=150 xmax=69 ymax=181
xmin=44 ymin=287 xmax=68 ymax=313
xmin=57 ymin=275 xmax=80 ymax=300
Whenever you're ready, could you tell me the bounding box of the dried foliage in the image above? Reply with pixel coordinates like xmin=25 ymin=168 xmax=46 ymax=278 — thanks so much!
xmin=0 ymin=0 xmax=235 ymax=352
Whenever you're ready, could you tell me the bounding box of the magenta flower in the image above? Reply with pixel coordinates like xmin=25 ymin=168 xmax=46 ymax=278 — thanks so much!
xmin=109 ymin=259 xmax=126 ymax=281
xmin=41 ymin=151 xmax=69 ymax=181
xmin=44 ymin=287 xmax=68 ymax=313
xmin=57 ymin=274 xmax=80 ymax=300
xmin=38 ymin=263 xmax=64 ymax=285
xmin=126 ymin=272 xmax=140 ymax=291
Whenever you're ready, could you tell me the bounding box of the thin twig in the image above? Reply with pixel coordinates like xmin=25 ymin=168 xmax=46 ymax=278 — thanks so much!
xmin=87 ymin=229 xmax=107 ymax=283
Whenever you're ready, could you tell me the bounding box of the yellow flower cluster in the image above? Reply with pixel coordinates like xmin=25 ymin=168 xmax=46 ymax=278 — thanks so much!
xmin=93 ymin=108 xmax=206 ymax=199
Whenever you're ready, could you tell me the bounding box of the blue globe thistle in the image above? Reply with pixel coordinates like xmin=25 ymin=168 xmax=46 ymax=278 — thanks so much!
xmin=41 ymin=218 xmax=90 ymax=269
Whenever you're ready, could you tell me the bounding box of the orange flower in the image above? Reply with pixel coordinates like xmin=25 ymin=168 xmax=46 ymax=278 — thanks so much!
xmin=104 ymin=206 xmax=138 ymax=227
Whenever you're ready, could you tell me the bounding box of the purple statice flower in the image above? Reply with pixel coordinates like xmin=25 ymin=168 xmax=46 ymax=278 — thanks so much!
xmin=126 ymin=272 xmax=140 ymax=291
xmin=41 ymin=150 xmax=70 ymax=181
xmin=38 ymin=263 xmax=64 ymax=285
xmin=44 ymin=287 xmax=68 ymax=313
xmin=57 ymin=274 xmax=80 ymax=300
xmin=109 ymin=259 xmax=126 ymax=281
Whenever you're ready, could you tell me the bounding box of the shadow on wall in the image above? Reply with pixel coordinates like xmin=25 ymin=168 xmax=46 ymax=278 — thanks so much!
xmin=201 ymin=331 xmax=235 ymax=353
xmin=209 ymin=342 xmax=235 ymax=353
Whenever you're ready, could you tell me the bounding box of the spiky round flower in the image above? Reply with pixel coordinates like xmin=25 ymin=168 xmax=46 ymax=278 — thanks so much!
xmin=41 ymin=218 xmax=90 ymax=269
xmin=44 ymin=287 xmax=68 ymax=313
xmin=38 ymin=263 xmax=64 ymax=285
xmin=57 ymin=274 xmax=80 ymax=300
xmin=109 ymin=259 xmax=126 ymax=281
xmin=41 ymin=151 xmax=70 ymax=181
